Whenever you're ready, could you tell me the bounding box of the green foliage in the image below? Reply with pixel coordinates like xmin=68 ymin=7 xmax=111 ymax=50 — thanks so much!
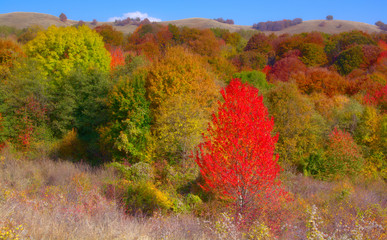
xmin=24 ymin=25 xmax=111 ymax=81
xmin=49 ymin=68 xmax=111 ymax=141
xmin=185 ymin=193 xmax=203 ymax=209
xmin=299 ymin=43 xmax=328 ymax=67
xmin=332 ymin=97 xmax=364 ymax=134
xmin=107 ymin=161 xmax=153 ymax=182
xmin=101 ymin=67 xmax=151 ymax=163
xmin=232 ymin=70 xmax=273 ymax=91
xmin=0 ymin=59 xmax=52 ymax=148
xmin=325 ymin=31 xmax=376 ymax=63
xmin=265 ymin=82 xmax=327 ymax=167
xmin=0 ymin=25 xmax=23 ymax=38
xmin=302 ymin=150 xmax=327 ymax=178
xmin=335 ymin=45 xmax=364 ymax=75
xmin=233 ymin=51 xmax=267 ymax=70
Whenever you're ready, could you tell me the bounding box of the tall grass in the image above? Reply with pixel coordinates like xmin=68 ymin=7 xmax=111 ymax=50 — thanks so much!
xmin=1 ymin=148 xmax=385 ymax=239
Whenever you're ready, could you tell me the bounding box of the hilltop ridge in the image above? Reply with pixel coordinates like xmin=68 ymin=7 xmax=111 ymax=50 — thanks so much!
xmin=0 ymin=12 xmax=384 ymax=35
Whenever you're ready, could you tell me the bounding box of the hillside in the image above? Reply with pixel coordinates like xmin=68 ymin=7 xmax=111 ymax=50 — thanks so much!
xmin=0 ymin=12 xmax=384 ymax=35
xmin=274 ymin=19 xmax=382 ymax=35
xmin=0 ymin=12 xmax=77 ymax=29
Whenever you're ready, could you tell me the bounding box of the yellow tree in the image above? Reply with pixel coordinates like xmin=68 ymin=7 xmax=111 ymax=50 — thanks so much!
xmin=265 ymin=82 xmax=327 ymax=167
xmin=146 ymin=46 xmax=219 ymax=161
xmin=24 ymin=25 xmax=111 ymax=81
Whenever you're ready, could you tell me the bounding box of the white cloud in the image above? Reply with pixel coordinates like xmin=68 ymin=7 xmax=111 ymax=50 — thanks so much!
xmin=108 ymin=11 xmax=161 ymax=22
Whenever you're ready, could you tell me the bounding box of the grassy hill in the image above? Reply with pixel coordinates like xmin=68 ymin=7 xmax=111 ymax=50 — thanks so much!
xmin=0 ymin=12 xmax=384 ymax=35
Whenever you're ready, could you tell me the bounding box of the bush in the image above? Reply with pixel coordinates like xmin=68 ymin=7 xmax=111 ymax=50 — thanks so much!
xmin=326 ymin=15 xmax=333 ymax=20
xmin=324 ymin=128 xmax=364 ymax=180
xmin=125 ymin=182 xmax=173 ymax=215
xmin=232 ymin=70 xmax=273 ymax=91
xmin=335 ymin=45 xmax=364 ymax=75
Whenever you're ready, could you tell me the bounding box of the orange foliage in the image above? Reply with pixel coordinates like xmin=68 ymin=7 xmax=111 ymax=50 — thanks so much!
xmin=346 ymin=75 xmax=384 ymax=96
xmin=377 ymin=40 xmax=387 ymax=64
xmin=109 ymin=46 xmax=125 ymax=70
xmin=146 ymin=46 xmax=218 ymax=110
xmin=292 ymin=67 xmax=347 ymax=97
xmin=273 ymin=34 xmax=303 ymax=57
xmin=94 ymin=24 xmax=124 ymax=47
xmin=303 ymin=32 xmax=325 ymax=45
xmin=0 ymin=38 xmax=25 ymax=68
xmin=126 ymin=25 xmax=162 ymax=59
xmin=183 ymin=29 xmax=222 ymax=57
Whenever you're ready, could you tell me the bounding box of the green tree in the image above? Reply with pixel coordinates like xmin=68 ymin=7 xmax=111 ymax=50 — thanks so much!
xmin=299 ymin=43 xmax=328 ymax=67
xmin=335 ymin=45 xmax=364 ymax=75
xmin=232 ymin=70 xmax=273 ymax=91
xmin=101 ymin=68 xmax=151 ymax=163
xmin=265 ymin=82 xmax=327 ymax=167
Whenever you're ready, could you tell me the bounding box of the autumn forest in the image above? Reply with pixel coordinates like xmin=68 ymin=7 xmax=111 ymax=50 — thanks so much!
xmin=0 ymin=18 xmax=386 ymax=239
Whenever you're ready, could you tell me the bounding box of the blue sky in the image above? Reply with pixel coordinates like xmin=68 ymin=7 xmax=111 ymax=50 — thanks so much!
xmin=1 ymin=0 xmax=387 ymax=26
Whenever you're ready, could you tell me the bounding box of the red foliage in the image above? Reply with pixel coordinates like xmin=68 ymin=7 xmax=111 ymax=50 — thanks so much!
xmin=109 ymin=46 xmax=125 ymax=70
xmin=326 ymin=127 xmax=363 ymax=177
xmin=59 ymin=13 xmax=67 ymax=22
xmin=14 ymin=97 xmax=47 ymax=151
xmin=268 ymin=56 xmax=307 ymax=82
xmin=193 ymin=79 xmax=286 ymax=219
xmin=262 ymin=65 xmax=272 ymax=75
xmin=346 ymin=75 xmax=384 ymax=96
xmin=377 ymin=40 xmax=387 ymax=64
xmin=363 ymin=84 xmax=387 ymax=111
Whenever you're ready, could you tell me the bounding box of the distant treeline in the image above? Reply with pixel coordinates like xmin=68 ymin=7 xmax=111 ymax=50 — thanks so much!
xmin=253 ymin=18 xmax=303 ymax=31
xmin=214 ymin=18 xmax=235 ymax=25
xmin=114 ymin=17 xmax=152 ymax=26
xmin=375 ymin=21 xmax=387 ymax=31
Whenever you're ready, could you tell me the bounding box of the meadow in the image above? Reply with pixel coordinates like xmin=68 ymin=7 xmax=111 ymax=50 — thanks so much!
xmin=0 ymin=19 xmax=386 ymax=239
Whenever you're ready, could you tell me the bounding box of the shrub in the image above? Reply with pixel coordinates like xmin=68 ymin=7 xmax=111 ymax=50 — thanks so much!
xmin=326 ymin=15 xmax=333 ymax=20
xmin=125 ymin=182 xmax=173 ymax=215
xmin=335 ymin=45 xmax=364 ymax=75
xmin=324 ymin=128 xmax=364 ymax=180
xmin=299 ymin=43 xmax=328 ymax=67
xmin=232 ymin=70 xmax=273 ymax=91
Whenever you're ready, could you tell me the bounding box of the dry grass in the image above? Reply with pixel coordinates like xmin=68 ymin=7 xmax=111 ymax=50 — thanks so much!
xmin=160 ymin=18 xmax=254 ymax=33
xmin=0 ymin=149 xmax=214 ymax=239
xmin=1 ymin=148 xmax=385 ymax=239
xmin=274 ymin=19 xmax=382 ymax=35
xmin=0 ymin=12 xmax=76 ymax=29
xmin=0 ymin=12 xmax=383 ymax=35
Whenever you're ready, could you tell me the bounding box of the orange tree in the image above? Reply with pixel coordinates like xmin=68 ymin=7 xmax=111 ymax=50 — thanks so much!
xmin=193 ymin=79 xmax=286 ymax=220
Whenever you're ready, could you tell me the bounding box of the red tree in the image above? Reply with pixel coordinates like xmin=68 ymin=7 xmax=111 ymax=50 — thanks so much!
xmin=193 ymin=79 xmax=286 ymax=219
xmin=59 ymin=13 xmax=67 ymax=22
xmin=109 ymin=46 xmax=125 ymax=70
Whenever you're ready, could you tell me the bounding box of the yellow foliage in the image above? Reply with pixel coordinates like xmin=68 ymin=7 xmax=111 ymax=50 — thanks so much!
xmin=146 ymin=46 xmax=219 ymax=160
xmin=0 ymin=223 xmax=23 ymax=240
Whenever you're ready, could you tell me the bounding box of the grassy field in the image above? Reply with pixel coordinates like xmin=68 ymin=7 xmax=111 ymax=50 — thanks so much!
xmin=0 ymin=148 xmax=385 ymax=239
xmin=0 ymin=12 xmax=383 ymax=35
